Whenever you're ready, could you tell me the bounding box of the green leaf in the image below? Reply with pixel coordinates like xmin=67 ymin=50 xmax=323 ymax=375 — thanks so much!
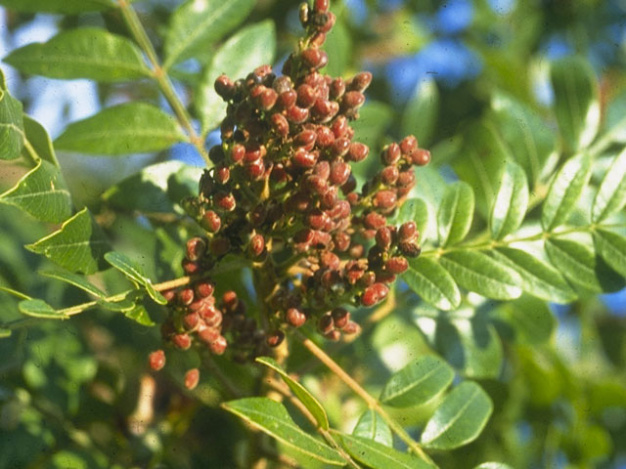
xmin=165 ymin=0 xmax=256 ymax=68
xmin=454 ymin=121 xmax=511 ymax=217
xmin=336 ymin=432 xmax=433 ymax=469
xmin=380 ymin=355 xmax=454 ymax=407
xmin=394 ymin=198 xmax=429 ymax=232
xmin=550 ymin=56 xmax=600 ymax=151
xmin=197 ymin=21 xmax=276 ymax=134
xmin=104 ymin=252 xmax=166 ymax=305
xmin=402 ymin=79 xmax=438 ymax=148
xmin=489 ymin=93 xmax=557 ymax=186
xmin=0 ymin=328 xmax=11 ymax=338
xmin=4 ymin=28 xmax=150 ymax=82
xmin=474 ymin=463 xmax=514 ymax=469
xmin=421 ymin=381 xmax=493 ymax=450
xmin=592 ymin=149 xmax=626 ymax=222
xmin=322 ymin=19 xmax=351 ymax=77
xmin=256 ymin=356 xmax=329 ymax=430
xmin=593 ymin=229 xmax=626 ymax=277
xmin=26 ymin=208 xmax=110 ymax=275
xmin=102 ymin=161 xmax=202 ymax=214
xmin=222 ymin=398 xmax=345 ymax=466
xmin=493 ymin=247 xmax=576 ymax=303
xmin=22 ymin=115 xmax=58 ymax=166
xmin=491 ymin=295 xmax=555 ymax=345
xmin=39 ymin=269 xmax=106 ymax=299
xmin=440 ymin=251 xmax=522 ymax=300
xmin=352 ymin=410 xmax=393 ymax=447
xmin=402 ymin=257 xmax=461 ymax=311
xmin=545 ymin=237 xmax=624 ymax=293
xmin=54 ymin=103 xmax=186 ymax=156
xmin=437 ymin=181 xmax=474 ymax=247
xmin=18 ymin=299 xmax=68 ymax=320
xmin=0 ymin=159 xmax=71 ymax=223
xmin=0 ymin=0 xmax=116 ymax=13
xmin=0 ymin=69 xmax=24 ymax=161
xmin=489 ymin=162 xmax=528 ymax=240
xmin=123 ymin=303 xmax=155 ymax=326
xmin=541 ymin=153 xmax=592 ymax=231
xmin=350 ymin=101 xmax=393 ymax=150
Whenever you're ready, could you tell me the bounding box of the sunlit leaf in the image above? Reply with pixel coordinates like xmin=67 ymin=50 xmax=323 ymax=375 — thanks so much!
xmin=421 ymin=382 xmax=493 ymax=450
xmin=438 ymin=181 xmax=474 ymax=247
xmin=380 ymin=355 xmax=454 ymax=407
xmin=55 ymin=103 xmax=186 ymax=155
xmin=123 ymin=303 xmax=155 ymax=326
xmin=4 ymin=28 xmax=150 ymax=82
xmin=26 ymin=208 xmax=110 ymax=275
xmin=550 ymin=56 xmax=600 ymax=151
xmin=196 ymin=21 xmax=276 ymax=134
xmin=222 ymin=397 xmax=345 ymax=466
xmin=336 ymin=432 xmax=433 ymax=469
xmin=592 ymin=149 xmax=626 ymax=222
xmin=493 ymin=247 xmax=576 ymax=303
xmin=403 ymin=257 xmax=461 ymax=311
xmin=0 ymin=0 xmax=117 ymax=13
xmin=256 ymin=357 xmax=329 ymax=430
xmin=541 ymin=153 xmax=592 ymax=231
xmin=440 ymin=251 xmax=522 ymax=300
xmin=165 ymin=0 xmax=256 ymax=67
xmin=489 ymin=162 xmax=528 ymax=240
xmin=0 ymin=160 xmax=71 ymax=223
xmin=352 ymin=410 xmax=393 ymax=447
xmin=22 ymin=115 xmax=58 ymax=166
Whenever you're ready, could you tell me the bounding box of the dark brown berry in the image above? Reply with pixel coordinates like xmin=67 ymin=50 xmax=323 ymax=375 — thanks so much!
xmin=186 ymin=237 xmax=207 ymax=261
xmin=267 ymin=330 xmax=285 ymax=347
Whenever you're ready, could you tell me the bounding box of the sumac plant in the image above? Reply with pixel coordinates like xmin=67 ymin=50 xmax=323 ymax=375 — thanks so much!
xmin=1 ymin=0 xmax=625 ymax=468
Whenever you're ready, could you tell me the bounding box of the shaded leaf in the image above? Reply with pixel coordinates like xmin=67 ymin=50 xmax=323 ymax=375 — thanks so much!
xmin=102 ymin=161 xmax=202 ymax=214
xmin=18 ymin=299 xmax=68 ymax=320
xmin=454 ymin=121 xmax=512 ymax=216
xmin=222 ymin=398 xmax=344 ymax=466
xmin=4 ymin=28 xmax=150 ymax=82
xmin=22 ymin=115 xmax=58 ymax=166
xmin=0 ymin=0 xmax=116 ymax=13
xmin=592 ymin=149 xmax=626 ymax=222
xmin=491 ymin=295 xmax=556 ymax=345
xmin=490 ymin=93 xmax=556 ymax=185
xmin=0 ymin=328 xmax=11 ymax=338
xmin=402 ymin=257 xmax=461 ymax=311
xmin=104 ymin=252 xmax=166 ymax=304
xmin=352 ymin=410 xmax=393 ymax=447
xmin=550 ymin=56 xmax=600 ymax=151
xmin=39 ymin=269 xmax=106 ymax=299
xmin=0 ymin=159 xmax=71 ymax=223
xmin=0 ymin=68 xmax=24 ymax=160
xmin=26 ymin=208 xmax=110 ymax=275
xmin=256 ymin=357 xmax=329 ymax=430
xmin=402 ymin=79 xmax=438 ymax=148
xmin=593 ymin=229 xmax=626 ymax=277
xmin=350 ymin=101 xmax=393 ymax=149
xmin=165 ymin=0 xmax=256 ymax=68
xmin=54 ymin=103 xmax=186 ymax=155
xmin=322 ymin=19 xmax=351 ymax=77
xmin=440 ymin=251 xmax=522 ymax=300
xmin=437 ymin=181 xmax=474 ymax=247
xmin=123 ymin=303 xmax=155 ymax=326
xmin=336 ymin=432 xmax=433 ymax=469
xmin=542 ymin=153 xmax=592 ymax=231
xmin=545 ymin=237 xmax=624 ymax=293
xmin=489 ymin=162 xmax=528 ymax=240
xmin=197 ymin=21 xmax=276 ymax=134
xmin=380 ymin=355 xmax=454 ymax=407
xmin=421 ymin=382 xmax=493 ymax=450
xmin=493 ymin=247 xmax=576 ymax=303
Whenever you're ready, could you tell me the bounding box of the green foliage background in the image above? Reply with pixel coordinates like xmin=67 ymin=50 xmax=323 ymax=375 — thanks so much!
xmin=0 ymin=0 xmax=625 ymax=468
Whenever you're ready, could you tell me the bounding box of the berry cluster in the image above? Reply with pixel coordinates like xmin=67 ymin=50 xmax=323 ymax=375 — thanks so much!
xmin=151 ymin=0 xmax=430 ymax=372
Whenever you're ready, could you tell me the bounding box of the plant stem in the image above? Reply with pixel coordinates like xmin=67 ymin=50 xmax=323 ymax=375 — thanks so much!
xmin=295 ymin=331 xmax=435 ymax=466
xmin=115 ymin=0 xmax=211 ymax=166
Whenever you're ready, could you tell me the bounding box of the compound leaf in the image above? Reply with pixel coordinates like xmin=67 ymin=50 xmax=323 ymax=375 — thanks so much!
xmin=592 ymin=149 xmax=626 ymax=222
xmin=489 ymin=162 xmax=528 ymax=240
xmin=403 ymin=257 xmax=461 ymax=311
xmin=352 ymin=410 xmax=393 ymax=447
xmin=104 ymin=251 xmax=166 ymax=305
xmin=336 ymin=432 xmax=433 ymax=469
xmin=593 ymin=229 xmax=626 ymax=277
xmin=438 ymin=181 xmax=474 ymax=247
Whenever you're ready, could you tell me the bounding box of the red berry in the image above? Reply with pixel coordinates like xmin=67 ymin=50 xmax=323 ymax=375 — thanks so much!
xmin=149 ymin=350 xmax=166 ymax=371
xmin=209 ymin=335 xmax=227 ymax=355
xmin=361 ymin=283 xmax=389 ymax=307
xmin=400 ymin=135 xmax=418 ymax=155
xmin=172 ymin=333 xmax=192 ymax=350
xmin=184 ymin=368 xmax=200 ymax=390
xmin=266 ymin=330 xmax=285 ymax=347
xmin=386 ymin=256 xmax=409 ymax=274
xmin=201 ymin=210 xmax=221 ymax=233
xmin=347 ymin=142 xmax=369 ymax=162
